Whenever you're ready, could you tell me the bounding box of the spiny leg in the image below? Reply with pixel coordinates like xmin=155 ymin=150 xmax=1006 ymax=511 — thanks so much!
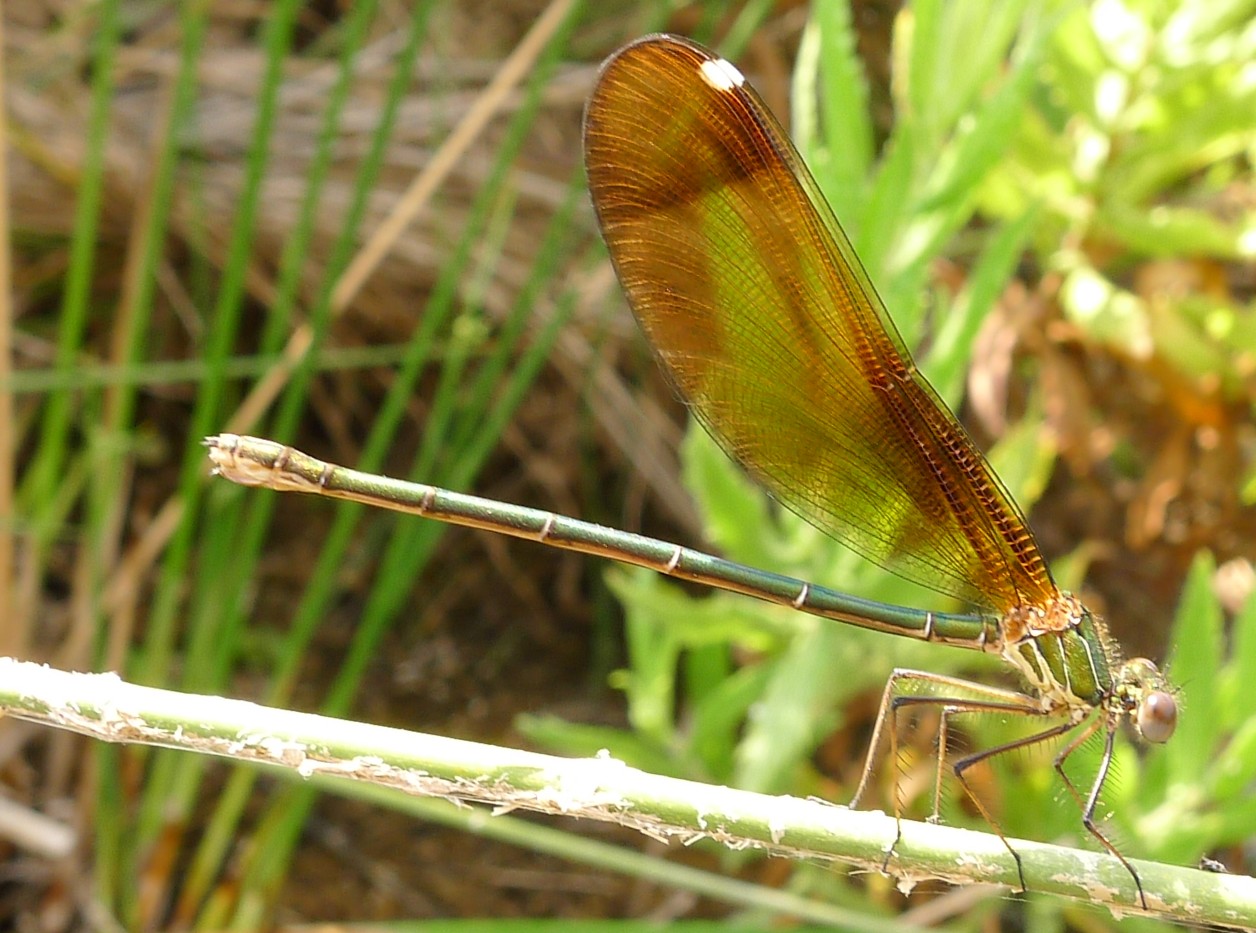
xmin=849 ymin=670 xmax=1047 ymax=880
xmin=951 ymin=717 xmax=1079 ymax=893
xmin=850 ymin=670 xmax=1043 ymax=809
xmin=1054 ymin=721 xmax=1148 ymax=910
xmin=1050 ymin=711 xmax=1104 ymax=813
xmin=932 ymin=710 xmax=949 ymax=823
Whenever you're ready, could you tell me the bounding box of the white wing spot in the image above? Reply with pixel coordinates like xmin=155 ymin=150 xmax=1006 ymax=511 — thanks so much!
xmin=699 ymin=58 xmax=744 ymax=92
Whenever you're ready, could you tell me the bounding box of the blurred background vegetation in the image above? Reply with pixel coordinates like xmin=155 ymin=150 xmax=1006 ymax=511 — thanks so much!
xmin=0 ymin=0 xmax=1252 ymax=929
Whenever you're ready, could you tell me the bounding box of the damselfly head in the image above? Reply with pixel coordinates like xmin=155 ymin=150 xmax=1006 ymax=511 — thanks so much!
xmin=1119 ymin=657 xmax=1177 ymax=744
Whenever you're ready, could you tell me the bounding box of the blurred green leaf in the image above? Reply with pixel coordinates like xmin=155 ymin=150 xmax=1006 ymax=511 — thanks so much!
xmin=733 ymin=622 xmax=844 ymax=794
xmin=794 ymin=4 xmax=873 ymax=225
xmin=1164 ymin=553 xmax=1224 ymax=773
xmin=928 ymin=207 xmax=1040 ymax=403
xmin=1059 ymin=263 xmax=1154 ymax=356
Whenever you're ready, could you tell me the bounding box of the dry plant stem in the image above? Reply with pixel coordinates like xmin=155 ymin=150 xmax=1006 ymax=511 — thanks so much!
xmin=0 ymin=11 xmax=18 ymax=658
xmin=99 ymin=0 xmax=579 ymax=629
xmin=329 ymin=0 xmax=578 ymax=311
xmin=0 ymin=794 xmax=76 ymax=859
xmin=2 ymin=657 xmax=1252 ymax=928
xmin=93 ymin=57 xmax=183 ymax=675
xmin=229 ymin=0 xmax=579 ymax=438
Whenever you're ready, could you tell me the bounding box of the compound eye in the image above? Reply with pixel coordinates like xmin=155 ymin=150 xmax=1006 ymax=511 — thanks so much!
xmin=1138 ymin=691 xmax=1177 ymax=743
